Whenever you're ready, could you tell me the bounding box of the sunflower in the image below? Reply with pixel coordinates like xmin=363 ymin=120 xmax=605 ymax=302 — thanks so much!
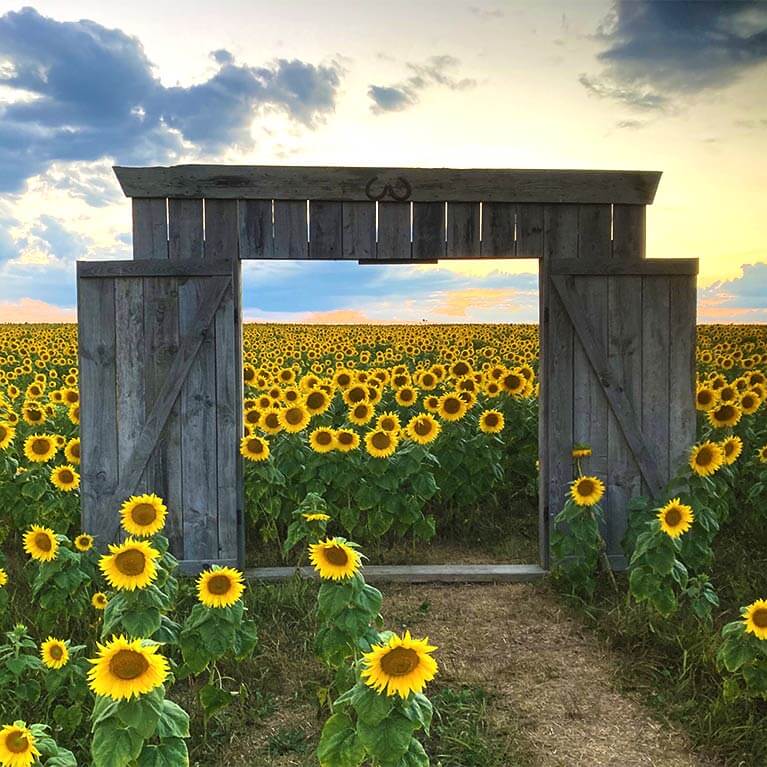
xmin=197 ymin=566 xmax=245 ymax=608
xmin=75 ymin=533 xmax=94 ymax=552
xmin=437 ymin=393 xmax=467 ymax=422
xmin=571 ymin=445 xmax=592 ymax=458
xmin=64 ymin=437 xmax=80 ymax=464
xmin=99 ymin=538 xmax=160 ymax=591
xmin=759 ymin=444 xmax=767 ymax=464
xmin=303 ymin=512 xmax=331 ymax=522
xmin=376 ymin=412 xmax=401 ymax=433
xmin=279 ymin=404 xmax=311 ymax=433
xmin=405 ymin=414 xmax=441 ymax=445
xmin=258 ymin=408 xmax=283 ymax=435
xmin=0 ymin=723 xmax=40 ymax=767
xmin=309 ymin=427 xmax=335 ymax=454
xmin=243 ymin=406 xmax=261 ymax=428
xmin=740 ymin=391 xmax=762 ymax=415
xmin=743 ymin=599 xmax=767 ymax=641
xmin=395 ymin=386 xmax=418 ymax=407
xmin=23 ymin=434 xmax=57 ymax=463
xmin=334 ymin=429 xmax=360 ymax=452
xmin=240 ymin=435 xmax=270 ymax=462
xmin=720 ymin=436 xmax=743 ymax=465
xmin=365 ymin=429 xmax=398 ymax=459
xmin=348 ymin=402 xmax=374 ymax=426
xmin=50 ymin=464 xmax=79 ymax=492
xmin=0 ymin=568 xmax=7 ymax=587
xmin=478 ymin=409 xmax=504 ymax=434
xmin=23 ymin=525 xmax=59 ymax=562
xmin=657 ymin=498 xmax=694 ymax=538
xmin=569 ymin=476 xmax=605 ymax=507
xmin=689 ymin=442 xmax=724 ymax=477
xmin=501 ymin=370 xmax=527 ymax=396
xmin=707 ymin=402 xmax=741 ymax=429
xmin=88 ymin=635 xmax=169 ymax=700
xmin=309 ymin=538 xmax=361 ymax=580
xmin=92 ymin=592 xmax=108 ymax=610
xmin=361 ymin=630 xmax=438 ymax=698
xmin=0 ymin=421 xmax=16 ymax=450
xmin=119 ymin=493 xmax=167 ymax=537
xmin=305 ymin=389 xmax=331 ymax=416
xmin=41 ymin=637 xmax=69 ymax=669
xmin=67 ymin=403 xmax=80 ymax=425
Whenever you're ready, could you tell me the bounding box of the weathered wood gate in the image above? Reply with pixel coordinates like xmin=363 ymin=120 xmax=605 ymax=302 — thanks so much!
xmin=77 ymin=166 xmax=698 ymax=576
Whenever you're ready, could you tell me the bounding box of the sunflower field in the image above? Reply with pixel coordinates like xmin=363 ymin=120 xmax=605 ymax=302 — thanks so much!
xmin=1 ymin=320 xmax=767 ymax=765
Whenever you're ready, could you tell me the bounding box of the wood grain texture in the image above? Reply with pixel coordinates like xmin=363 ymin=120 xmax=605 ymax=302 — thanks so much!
xmin=114 ymin=165 xmax=663 ymax=204
xmin=239 ymin=200 xmax=274 ymax=259
xmin=412 ymin=202 xmax=445 ymax=261
xmin=516 ymin=204 xmax=544 ymax=259
xmin=309 ymin=200 xmax=343 ymax=259
xmin=342 ymin=202 xmax=375 ymax=260
xmin=446 ymin=202 xmax=480 ymax=259
xmin=552 ymin=258 xmax=698 ymax=275
xmin=481 ymin=202 xmax=515 ymax=258
xmin=78 ymin=259 xmax=234 ymax=278
xmin=377 ymin=202 xmax=411 ymax=260
xmin=274 ymin=200 xmax=308 ymax=259
xmin=132 ymin=199 xmax=167 ymax=260
xmin=612 ymin=205 xmax=646 ymax=260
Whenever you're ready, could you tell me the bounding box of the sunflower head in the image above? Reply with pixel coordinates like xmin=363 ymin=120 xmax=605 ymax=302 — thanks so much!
xmin=689 ymin=442 xmax=724 ymax=477
xmin=23 ymin=433 xmax=57 ymax=463
xmin=88 ymin=635 xmax=169 ymax=700
xmin=92 ymin=592 xmax=108 ymax=610
xmin=365 ymin=429 xmax=398 ymax=459
xmin=657 ymin=498 xmax=694 ymax=538
xmin=50 ymin=464 xmax=79 ymax=492
xmin=74 ymin=533 xmax=94 ymax=552
xmin=334 ymin=429 xmax=360 ymax=452
xmin=41 ymin=637 xmax=69 ymax=669
xmin=302 ymin=512 xmax=331 ymax=522
xmin=99 ymin=538 xmax=160 ymax=591
xmin=0 ymin=568 xmax=7 ymax=588
xmin=361 ymin=630 xmax=438 ymax=698
xmin=406 ymin=414 xmax=441 ymax=445
xmin=23 ymin=525 xmax=59 ymax=562
xmin=119 ymin=493 xmax=167 ymax=537
xmin=720 ymin=436 xmax=743 ymax=465
xmin=240 ymin=434 xmax=270 ymax=462
xmin=197 ymin=566 xmax=246 ymax=608
xmin=569 ymin=476 xmax=605 ymax=507
xmin=309 ymin=427 xmax=336 ymax=454
xmin=743 ymin=599 xmax=767 ymax=641
xmin=0 ymin=723 xmax=40 ymax=766
xmin=309 ymin=538 xmax=361 ymax=581
xmin=478 ymin=409 xmax=504 ymax=434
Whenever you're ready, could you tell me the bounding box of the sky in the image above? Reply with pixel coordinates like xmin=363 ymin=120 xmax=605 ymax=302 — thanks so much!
xmin=0 ymin=0 xmax=765 ymax=323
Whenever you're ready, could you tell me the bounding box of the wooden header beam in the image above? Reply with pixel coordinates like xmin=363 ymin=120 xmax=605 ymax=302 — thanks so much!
xmin=552 ymin=258 xmax=699 ymax=276
xmin=114 ymin=165 xmax=662 ymax=205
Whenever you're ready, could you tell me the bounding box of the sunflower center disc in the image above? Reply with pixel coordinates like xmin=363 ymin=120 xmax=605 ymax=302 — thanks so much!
xmin=665 ymin=508 xmax=682 ymax=527
xmin=71 ymin=443 xmax=80 ymax=457
xmin=59 ymin=470 xmax=73 ymax=483
xmin=285 ymin=409 xmax=303 ymax=425
xmin=207 ymin=574 xmax=232 ymax=594
xmin=32 ymin=439 xmax=50 ymax=455
xmin=485 ymin=414 xmax=499 ymax=427
xmin=110 ymin=649 xmax=150 ymax=680
xmin=6 ymin=731 xmax=29 ymax=754
xmin=316 ymin=432 xmax=332 ymax=445
xmin=115 ymin=549 xmax=146 ymax=576
xmin=696 ymin=449 xmax=711 ymax=466
xmin=265 ymin=414 xmax=279 ymax=428
xmin=35 ymin=533 xmax=52 ymax=552
xmin=338 ymin=433 xmax=353 ymax=445
xmin=753 ymin=609 xmax=767 ymax=628
xmin=381 ymin=419 xmax=395 ymax=431
xmin=324 ymin=546 xmax=349 ymax=566
xmin=50 ymin=645 xmax=63 ymax=659
xmin=247 ymin=439 xmax=263 ymax=454
xmin=307 ymin=392 xmax=324 ymax=409
xmin=578 ymin=480 xmax=594 ymax=496
xmin=371 ymin=433 xmax=390 ymax=450
xmin=444 ymin=399 xmax=460 ymax=414
xmin=380 ymin=647 xmax=419 ymax=677
xmin=415 ymin=420 xmax=430 ymax=436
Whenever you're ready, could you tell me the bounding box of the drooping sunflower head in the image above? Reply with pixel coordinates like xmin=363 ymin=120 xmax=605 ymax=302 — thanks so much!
xmin=240 ymin=434 xmax=270 ymax=462
xmin=50 ymin=464 xmax=79 ymax=493
xmin=197 ymin=566 xmax=246 ymax=608
xmin=689 ymin=441 xmax=724 ymax=477
xmin=74 ymin=533 xmax=94 ymax=552
xmin=478 ymin=409 xmax=504 ymax=434
xmin=720 ymin=436 xmax=743 ymax=465
xmin=88 ymin=635 xmax=169 ymax=700
xmin=309 ymin=427 xmax=336 ymax=454
xmin=569 ymin=476 xmax=605 ymax=507
xmin=365 ymin=429 xmax=399 ymax=459
xmin=41 ymin=637 xmax=69 ymax=669
xmin=0 ymin=723 xmax=40 ymax=767
xmin=743 ymin=599 xmax=767 ymax=641
xmin=23 ymin=525 xmax=59 ymax=562
xmin=571 ymin=444 xmax=592 ymax=459
xmin=657 ymin=498 xmax=694 ymax=538
xmin=309 ymin=538 xmax=361 ymax=580
xmin=334 ymin=429 xmax=360 ymax=452
xmin=406 ymin=414 xmax=441 ymax=445
xmin=23 ymin=433 xmax=57 ymax=463
xmin=92 ymin=591 xmax=108 ymax=610
xmin=99 ymin=538 xmax=160 ymax=591
xmin=361 ymin=630 xmax=438 ymax=698
xmin=120 ymin=493 xmax=167 ymax=537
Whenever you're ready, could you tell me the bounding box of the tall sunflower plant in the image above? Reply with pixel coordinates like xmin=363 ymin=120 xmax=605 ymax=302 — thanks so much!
xmin=717 ymin=598 xmax=767 ymax=702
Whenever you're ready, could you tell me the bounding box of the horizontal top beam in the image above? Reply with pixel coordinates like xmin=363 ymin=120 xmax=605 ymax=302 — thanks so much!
xmin=113 ymin=165 xmax=662 ymax=205
xmin=552 ymin=257 xmax=699 ymax=276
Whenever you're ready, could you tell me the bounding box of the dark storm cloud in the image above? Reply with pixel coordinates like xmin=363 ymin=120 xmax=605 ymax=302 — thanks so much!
xmin=582 ymin=1 xmax=767 ymax=111
xmin=368 ymin=55 xmax=476 ymax=114
xmin=0 ymin=7 xmax=341 ymax=193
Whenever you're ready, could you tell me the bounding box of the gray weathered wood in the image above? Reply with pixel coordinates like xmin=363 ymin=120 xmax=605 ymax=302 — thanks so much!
xmin=612 ymin=205 xmax=645 ymax=260
xmin=552 ymin=258 xmax=698 ymax=275
xmin=115 ymin=166 xmax=663 ymax=204
xmin=132 ymin=199 xmax=167 ymax=260
xmin=342 ymin=201 xmax=375 ymax=260
xmin=446 ymin=202 xmax=480 ymax=259
xmin=78 ymin=259 xmax=235 ymax=278
xmin=481 ymin=202 xmax=515 ymax=257
xmin=274 ymin=200 xmax=308 ymax=259
xmin=377 ymin=202 xmax=411 ymax=260
xmin=309 ymin=200 xmax=343 ymax=259
xmin=239 ymin=200 xmax=274 ymax=259
xmin=537 ymin=256 xmax=550 ymax=569
xmin=412 ymin=202 xmax=445 ymax=261
xmin=516 ymin=204 xmax=544 ymax=259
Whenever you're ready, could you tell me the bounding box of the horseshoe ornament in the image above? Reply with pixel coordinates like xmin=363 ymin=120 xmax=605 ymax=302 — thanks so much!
xmin=364 ymin=175 xmax=413 ymax=202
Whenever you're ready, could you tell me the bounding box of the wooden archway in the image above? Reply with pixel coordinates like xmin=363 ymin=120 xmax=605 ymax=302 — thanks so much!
xmin=76 ymin=166 xmax=698 ymax=578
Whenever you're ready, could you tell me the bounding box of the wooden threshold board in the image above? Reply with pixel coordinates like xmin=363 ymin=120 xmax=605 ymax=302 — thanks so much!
xmin=244 ymin=564 xmax=547 ymax=583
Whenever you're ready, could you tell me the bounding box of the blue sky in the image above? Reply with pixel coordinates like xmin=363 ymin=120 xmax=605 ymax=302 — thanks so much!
xmin=0 ymin=1 xmax=766 ymax=322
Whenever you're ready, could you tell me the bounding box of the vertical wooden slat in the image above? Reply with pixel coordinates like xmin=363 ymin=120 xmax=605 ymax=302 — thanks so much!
xmin=78 ymin=277 xmax=118 ymax=547
xmin=206 ymin=199 xmax=241 ymax=564
xmin=377 ymin=202 xmax=411 ymax=260
xmin=446 ymin=202 xmax=480 ymax=259
xmin=668 ymin=275 xmax=697 ymax=475
xmin=516 ymin=204 xmax=543 ymax=259
xmin=342 ymin=202 xmax=375 ymax=260
xmin=309 ymin=201 xmax=343 ymax=259
xmin=481 ymin=202 xmax=515 ymax=258
xmin=612 ymin=205 xmax=645 ymax=260
xmin=274 ymin=200 xmax=308 ymax=259
xmin=132 ymin=199 xmax=168 ymax=260
xmin=412 ymin=202 xmax=445 ymax=261
xmin=239 ymin=200 xmax=274 ymax=259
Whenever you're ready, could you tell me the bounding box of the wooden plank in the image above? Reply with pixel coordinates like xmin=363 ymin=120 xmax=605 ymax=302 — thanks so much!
xmin=309 ymin=200 xmax=343 ymax=259
xmin=481 ymin=202 xmax=515 ymax=258
xmin=132 ymin=198 xmax=167 ymax=260
xmin=553 ymin=274 xmax=664 ymax=499
xmin=168 ymin=199 xmax=204 ymax=260
xmin=668 ymin=275 xmax=697 ymax=475
xmin=114 ymin=166 xmax=663 ymax=205
xmin=274 ymin=200 xmax=308 ymax=259
xmin=641 ymin=276 xmax=671 ymax=495
xmin=377 ymin=202 xmax=411 ymax=260
xmin=342 ymin=202 xmax=375 ymax=260
xmin=612 ymin=205 xmax=645 ymax=260
xmin=205 ymin=200 xmax=241 ymax=564
xmin=178 ymin=558 xmax=240 ymax=575
xmin=552 ymin=258 xmax=698 ymax=276
xmin=78 ymin=259 xmax=235 ymax=278
xmin=538 ymin=257 xmax=550 ymax=569
xmin=78 ymin=276 xmax=118 ymax=548
xmin=516 ymin=204 xmax=544 ymax=259
xmin=244 ymin=564 xmax=547 ymax=583
xmin=412 ymin=202 xmax=445 ymax=261
xmin=239 ymin=200 xmax=274 ymax=259
xmin=446 ymin=202 xmax=480 ymax=259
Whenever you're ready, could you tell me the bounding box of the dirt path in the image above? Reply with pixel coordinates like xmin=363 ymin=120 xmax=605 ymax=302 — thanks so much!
xmin=385 ymin=582 xmax=714 ymax=767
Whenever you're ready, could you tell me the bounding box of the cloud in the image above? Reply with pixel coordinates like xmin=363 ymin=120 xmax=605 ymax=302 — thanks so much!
xmin=615 ymin=119 xmax=647 ymax=129
xmin=699 ymin=262 xmax=767 ymax=322
xmin=0 ymin=298 xmax=75 ymax=322
xmin=0 ymin=7 xmax=342 ymax=192
xmin=368 ymin=55 xmax=476 ymax=114
xmin=469 ymin=6 xmax=505 ymax=19
xmin=581 ymin=1 xmax=767 ymax=111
